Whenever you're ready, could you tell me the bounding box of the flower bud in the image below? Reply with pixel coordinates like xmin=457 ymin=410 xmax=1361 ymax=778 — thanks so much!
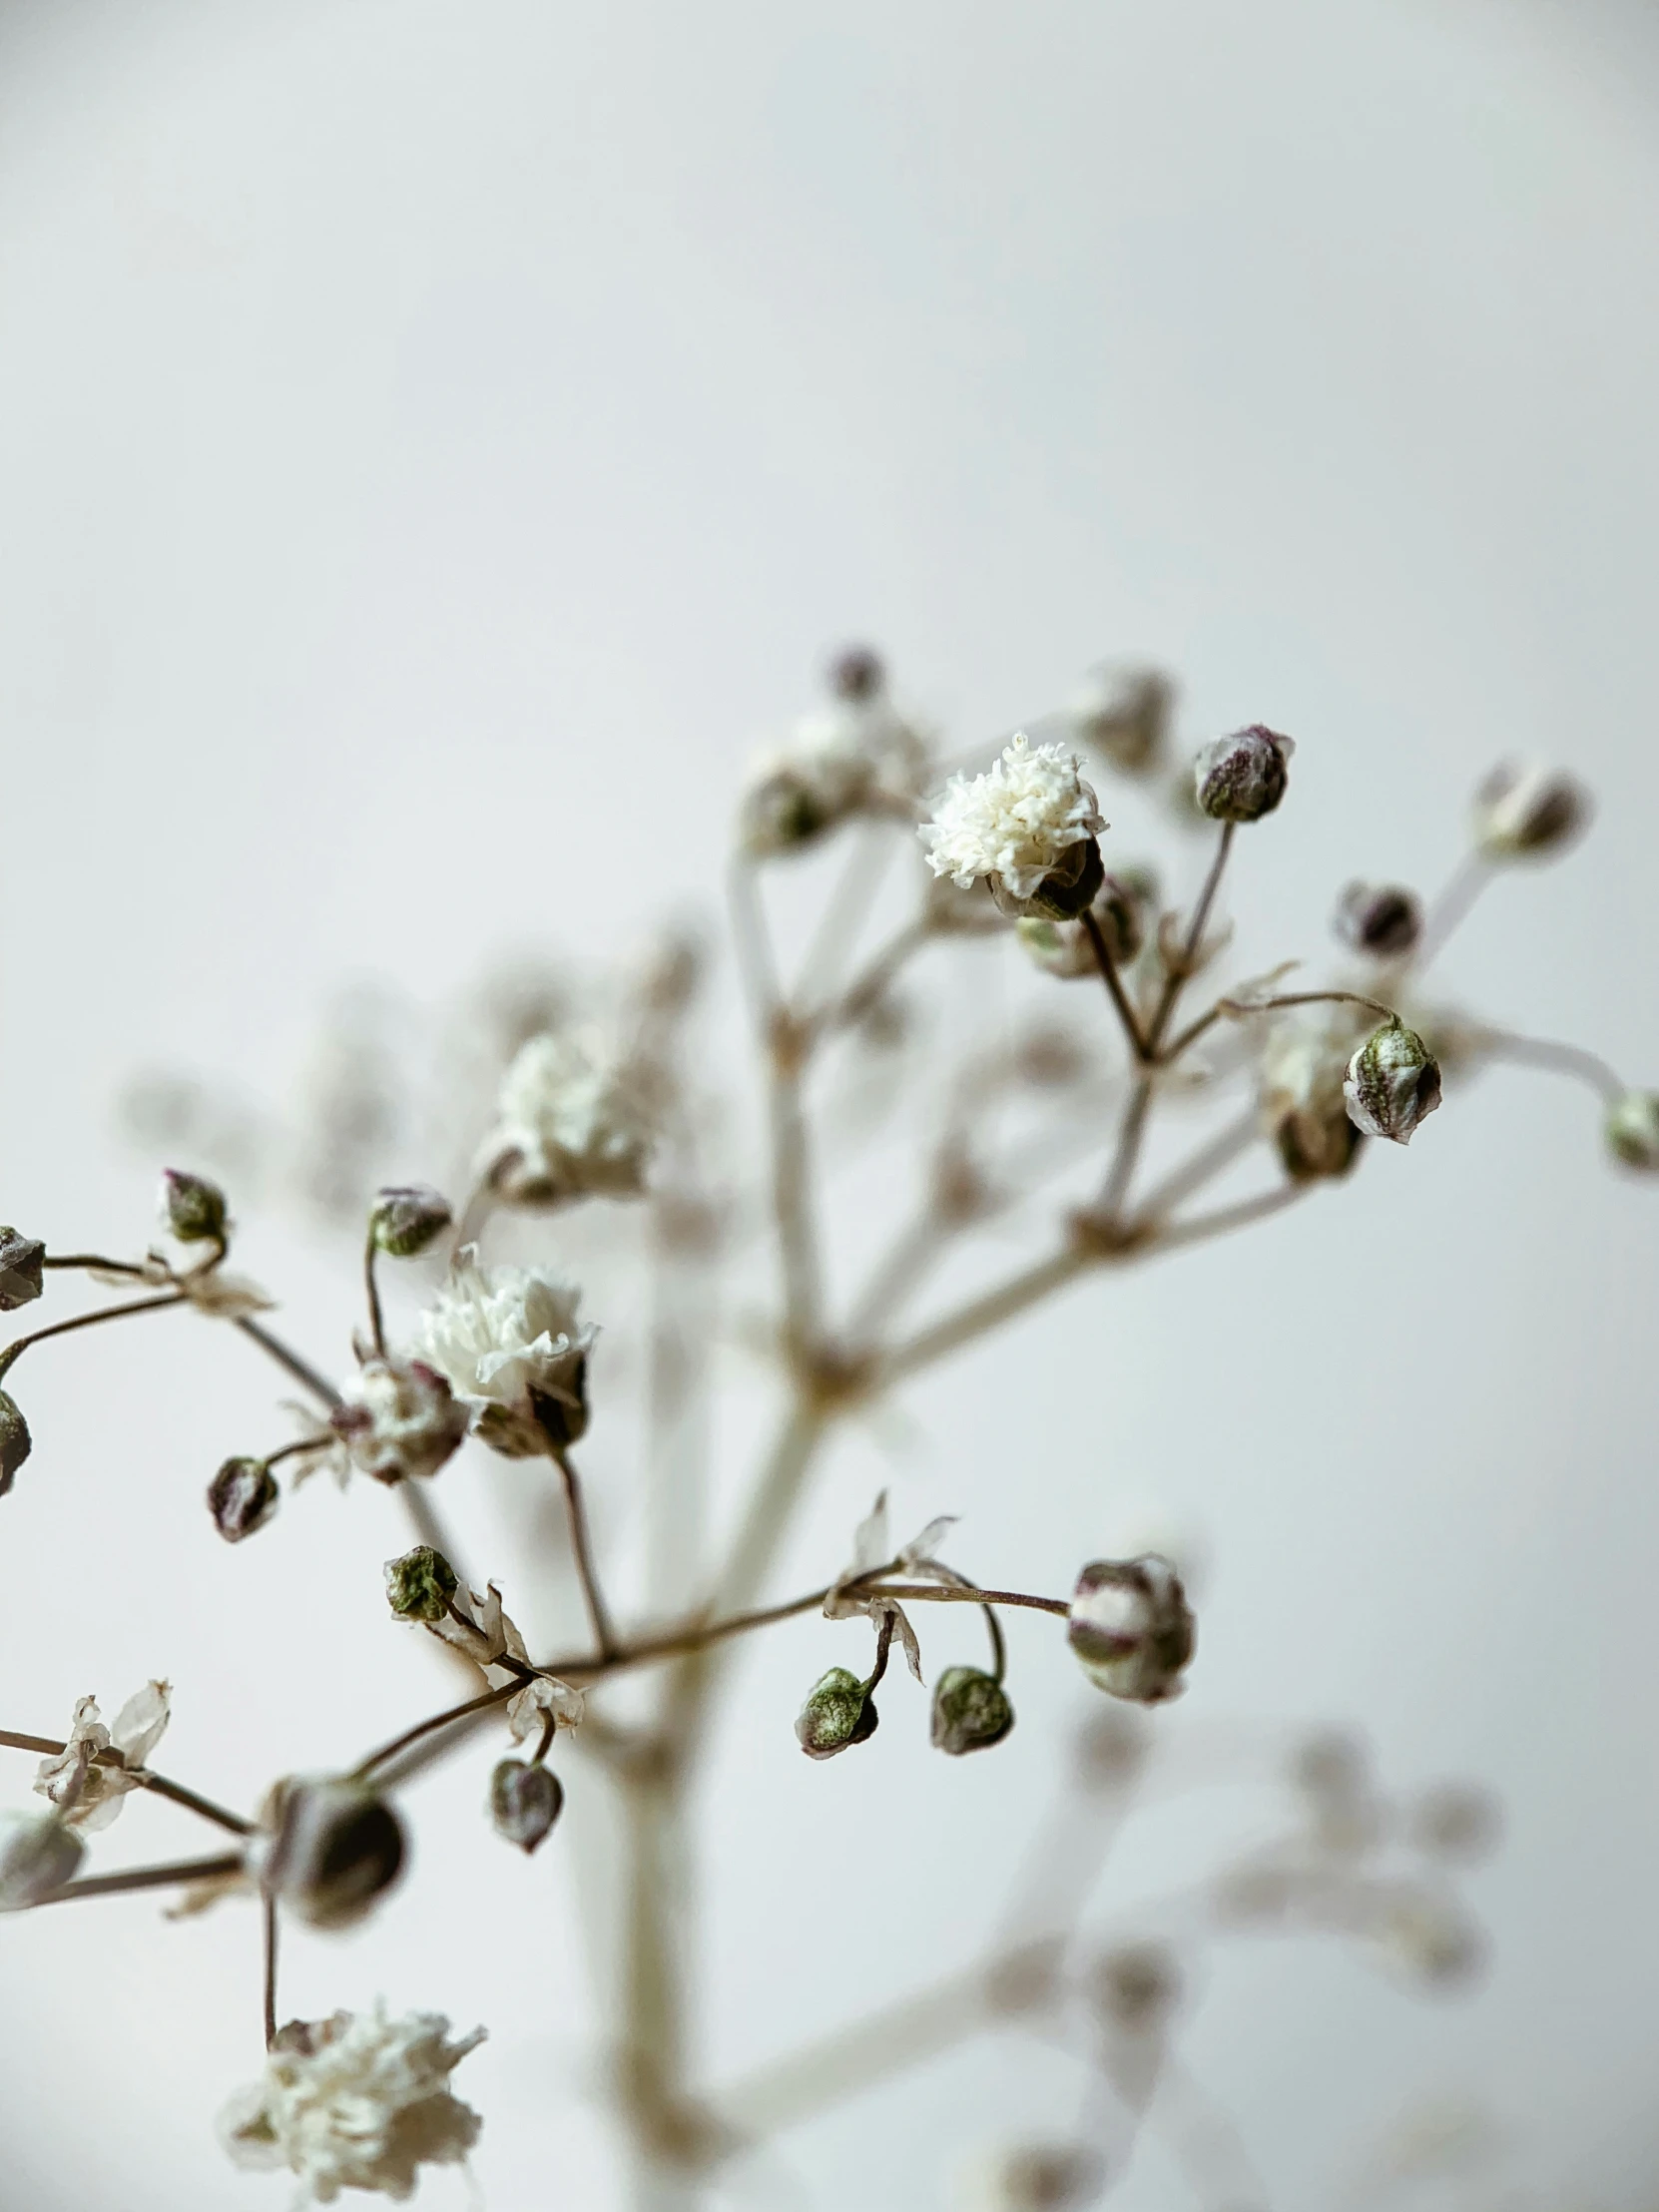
xmin=1067 ymin=1556 xmax=1195 ymax=1705
xmin=0 ymin=1811 xmax=84 ymax=1910
xmin=368 ymin=1185 xmax=453 ymax=1258
xmin=384 ymin=1544 xmax=459 ymax=1623
xmin=0 ymin=1229 xmax=44 ymax=1312
xmin=1192 ymin=724 xmax=1294 ymax=824
xmin=829 ymin=644 xmax=885 ymax=703
xmin=930 ymin=1665 xmax=1014 ymax=1756
xmin=1067 ymin=664 xmax=1173 ymax=776
xmin=332 ymin=1361 xmax=470 ymax=1485
xmin=0 ymin=1390 xmax=31 ymax=1497
xmin=1472 ymin=760 xmax=1589 ymax=860
xmin=208 ymin=1456 xmax=278 ymax=1543
xmin=1604 ymin=1090 xmax=1659 ymax=1171
xmin=969 ymin=2142 xmax=1107 ymax=2210
xmin=1334 ymin=880 xmax=1422 ymax=959
xmin=1344 ymin=1020 xmax=1442 ymax=1145
xmin=1089 ymin=1940 xmax=1180 ymax=2035
xmin=795 ymin=1666 xmax=879 ymax=1760
xmin=255 ymin=1778 xmax=406 ymax=1931
xmin=160 ymin=1168 xmax=227 ymax=1245
xmin=489 ymin=1759 xmax=564 ymax=1854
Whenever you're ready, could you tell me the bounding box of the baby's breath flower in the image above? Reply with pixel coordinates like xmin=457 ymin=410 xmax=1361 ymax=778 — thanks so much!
xmin=0 ymin=1228 xmax=44 ymax=1312
xmin=368 ymin=1185 xmax=452 ymax=1258
xmin=415 ymin=1256 xmax=595 ymax=1454
xmin=220 ymin=2002 xmax=485 ymax=2203
xmin=0 ymin=1811 xmax=84 ymax=1909
xmin=329 ymin=1360 xmax=469 ymax=1485
xmin=383 ymin=1544 xmax=458 ymax=1622
xmin=930 ymin=1666 xmax=1014 ymax=1756
xmin=1472 ymin=759 xmax=1589 ymax=860
xmin=1344 ymin=1020 xmax=1442 ymax=1146
xmin=795 ymin=1666 xmax=878 ymax=1759
xmin=34 ymin=1682 xmax=171 ymax=1831
xmin=1604 ymin=1089 xmax=1659 ymax=1171
xmin=1067 ymin=1558 xmax=1194 ymax=1705
xmin=741 ymin=659 xmax=927 ymax=856
xmin=483 ymin=1031 xmax=653 ymax=1207
xmin=919 ymin=734 xmax=1105 ymax=913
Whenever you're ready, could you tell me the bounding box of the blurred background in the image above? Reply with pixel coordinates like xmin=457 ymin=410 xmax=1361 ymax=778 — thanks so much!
xmin=3 ymin=1 xmax=1659 ymax=2206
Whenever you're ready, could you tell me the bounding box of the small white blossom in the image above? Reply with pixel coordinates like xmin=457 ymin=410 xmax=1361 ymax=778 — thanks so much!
xmin=415 ymin=1256 xmax=594 ymax=1454
xmin=741 ymin=687 xmax=927 ymax=855
xmin=220 ymin=2002 xmax=485 ymax=2203
xmin=919 ymin=735 xmax=1104 ymax=900
xmin=328 ymin=1360 xmax=469 ymax=1486
xmin=483 ymin=1030 xmax=654 ymax=1207
xmin=34 ymin=1682 xmax=171 ymax=1831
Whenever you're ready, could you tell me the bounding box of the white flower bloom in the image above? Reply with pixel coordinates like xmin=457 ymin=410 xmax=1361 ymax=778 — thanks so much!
xmin=220 ymin=2002 xmax=485 ymax=2203
xmin=328 ymin=1360 xmax=469 ymax=1486
xmin=415 ymin=1256 xmax=594 ymax=1453
xmin=34 ymin=1682 xmax=171 ymax=1832
xmin=484 ymin=1030 xmax=654 ymax=1207
xmin=918 ymin=734 xmax=1103 ymax=899
xmin=740 ymin=692 xmax=928 ymax=856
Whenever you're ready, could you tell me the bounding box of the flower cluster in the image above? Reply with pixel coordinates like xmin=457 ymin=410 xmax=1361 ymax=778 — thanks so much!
xmin=482 ymin=1029 xmax=654 ymax=1207
xmin=416 ymin=1255 xmax=594 ymax=1454
xmin=741 ymin=648 xmax=928 ymax=855
xmin=919 ymin=734 xmax=1106 ymax=918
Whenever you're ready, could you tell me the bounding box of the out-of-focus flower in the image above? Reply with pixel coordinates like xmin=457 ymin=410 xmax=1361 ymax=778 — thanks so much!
xmin=253 ymin=1778 xmax=406 ymax=1932
xmin=1192 ymin=725 xmax=1294 ymax=824
xmin=1409 ymin=1783 xmax=1501 ymax=1866
xmin=919 ymin=735 xmax=1105 ymax=915
xmin=208 ymin=1455 xmax=279 ymax=1542
xmin=34 ymin=1683 xmax=171 ymax=1831
xmin=964 ymin=2141 xmax=1108 ymax=2209
xmin=930 ymin=1665 xmax=1014 ymax=1756
xmin=219 ymin=2002 xmax=485 ymax=2203
xmin=795 ymin=1667 xmax=878 ymax=1759
xmin=1604 ymin=1089 xmax=1659 ymax=1170
xmin=1334 ymin=880 xmax=1422 ymax=959
xmin=1258 ymin=1009 xmax=1368 ymax=1182
xmin=367 ymin=1185 xmax=452 ymax=1258
xmin=1065 ymin=663 xmax=1173 ymax=776
xmin=0 ymin=1390 xmax=31 ymax=1495
xmin=415 ymin=1256 xmax=594 ymax=1454
xmin=0 ymin=1811 xmax=84 ymax=1909
xmin=329 ymin=1360 xmax=469 ymax=1486
xmin=741 ymin=652 xmax=928 ymax=856
xmin=1067 ymin=1557 xmax=1194 ymax=1705
xmin=0 ymin=1229 xmax=44 ymax=1311
xmin=1089 ymin=1940 xmax=1181 ymax=2035
xmin=489 ymin=1759 xmax=563 ymax=1853
xmin=1344 ymin=1020 xmax=1442 ymax=1145
xmin=1372 ymin=1890 xmax=1485 ymax=1989
xmin=1472 ymin=760 xmax=1589 ymax=860
xmin=482 ymin=1031 xmax=654 ymax=1208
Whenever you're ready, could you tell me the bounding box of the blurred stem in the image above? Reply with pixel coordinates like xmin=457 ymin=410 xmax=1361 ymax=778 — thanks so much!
xmin=233 ymin=1316 xmax=342 ymax=1409
xmin=0 ymin=1291 xmax=187 ymax=1380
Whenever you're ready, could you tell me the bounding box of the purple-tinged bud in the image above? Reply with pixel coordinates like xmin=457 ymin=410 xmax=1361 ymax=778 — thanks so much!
xmin=930 ymin=1666 xmax=1014 ymax=1757
xmin=0 ymin=1812 xmax=84 ymax=1910
xmin=208 ymin=1456 xmax=278 ymax=1543
xmin=1473 ymin=760 xmax=1589 ymax=860
xmin=489 ymin=1759 xmax=564 ymax=1854
xmin=368 ymin=1184 xmax=452 ymax=1258
xmin=0 ymin=1230 xmax=44 ymax=1312
xmin=1344 ymin=1020 xmax=1441 ymax=1145
xmin=0 ymin=1391 xmax=30 ymax=1497
xmin=1067 ymin=1556 xmax=1195 ymax=1705
xmin=1334 ymin=880 xmax=1422 ymax=959
xmin=829 ymin=644 xmax=885 ymax=703
xmin=1604 ymin=1090 xmax=1659 ymax=1171
xmin=254 ymin=1777 xmax=405 ymax=1931
xmin=1192 ymin=725 xmax=1294 ymax=824
xmin=331 ymin=1361 xmax=469 ymax=1485
xmin=160 ymin=1168 xmax=227 ymax=1245
xmin=795 ymin=1667 xmax=878 ymax=1760
xmin=383 ymin=1543 xmax=459 ymax=1623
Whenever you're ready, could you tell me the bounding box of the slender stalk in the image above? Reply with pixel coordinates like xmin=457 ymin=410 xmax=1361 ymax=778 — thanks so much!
xmin=263 ymin=1893 xmax=279 ymax=2048
xmin=813 ymin=913 xmax=929 ymax=1042
xmin=1161 ymin=988 xmax=1395 ymax=1067
xmin=793 ymin=825 xmax=892 ymax=1012
xmin=876 ymin=1246 xmax=1092 ymax=1386
xmin=1465 ymin=1025 xmax=1626 ymax=1105
xmin=843 ymin=1204 xmax=946 ymax=1346
xmin=1413 ymin=848 xmax=1491 ymax=974
xmin=0 ymin=1732 xmax=256 ymax=1836
xmin=40 ymin=1253 xmax=147 ymax=1276
xmin=0 ymin=1291 xmax=187 ymax=1379
xmin=234 ymin=1317 xmax=342 ymax=1409
xmin=350 ymin=1679 xmax=520 ymax=1780
xmin=554 ymin=1449 xmax=619 ymax=1662
xmin=1132 ymin=1109 xmax=1262 ymax=1223
xmin=363 ymin=1228 xmax=386 ymax=1358
xmin=1147 ymin=1183 xmax=1308 ymax=1252
xmin=1080 ymin=908 xmax=1150 ymax=1060
xmin=35 ymin=1852 xmax=245 ymax=1906
xmin=1098 ymin=1075 xmax=1154 ymax=1219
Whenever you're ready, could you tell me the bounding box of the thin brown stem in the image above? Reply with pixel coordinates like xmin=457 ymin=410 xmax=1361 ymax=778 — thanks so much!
xmin=1098 ymin=1075 xmax=1154 ymax=1219
xmin=1147 ymin=1182 xmax=1309 ymax=1252
xmin=1144 ymin=821 xmax=1236 ymax=1055
xmin=363 ymin=1229 xmax=386 ymax=1358
xmin=554 ymin=1448 xmax=619 ymax=1662
xmin=1161 ymin=988 xmax=1395 ymax=1067
xmin=40 ymin=1253 xmax=147 ymax=1276
xmin=0 ymin=1733 xmax=254 ymax=1836
xmin=350 ymin=1679 xmax=521 ymax=1780
xmin=35 ymin=1852 xmax=245 ymax=1907
xmin=263 ymin=1893 xmax=279 ymax=2048
xmin=0 ymin=1290 xmax=187 ymax=1379
xmin=1080 ymin=908 xmax=1150 ymax=1060
xmin=234 ymin=1317 xmax=342 ymax=1409
xmin=1132 ymin=1110 xmax=1262 ymax=1223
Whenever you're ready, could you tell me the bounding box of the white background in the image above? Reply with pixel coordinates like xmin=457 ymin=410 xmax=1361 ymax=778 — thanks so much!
xmin=2 ymin=2 xmax=1659 ymax=2206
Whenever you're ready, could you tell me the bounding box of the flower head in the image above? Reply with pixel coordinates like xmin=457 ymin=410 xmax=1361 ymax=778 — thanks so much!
xmin=330 ymin=1360 xmax=469 ymax=1485
xmin=208 ymin=1455 xmax=280 ymax=1542
xmin=415 ymin=1256 xmax=594 ymax=1454
xmin=220 ymin=2002 xmax=485 ymax=2203
xmin=34 ymin=1682 xmax=171 ymax=1831
xmin=741 ymin=660 xmax=927 ymax=856
xmin=1067 ymin=1558 xmax=1194 ymax=1705
xmin=930 ymin=1666 xmax=1014 ymax=1757
xmin=1334 ymin=880 xmax=1422 ymax=959
xmin=918 ymin=735 xmax=1104 ymax=904
xmin=0 ymin=1390 xmax=31 ymax=1496
xmin=484 ymin=1031 xmax=653 ymax=1207
xmin=253 ymin=1778 xmax=406 ymax=1931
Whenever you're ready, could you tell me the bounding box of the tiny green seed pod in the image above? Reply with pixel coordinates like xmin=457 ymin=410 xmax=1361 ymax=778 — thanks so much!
xmin=930 ymin=1665 xmax=1014 ymax=1756
xmin=160 ymin=1168 xmax=227 ymax=1244
xmin=368 ymin=1185 xmax=453 ymax=1258
xmin=795 ymin=1667 xmax=879 ymax=1760
xmin=383 ymin=1544 xmax=460 ymax=1623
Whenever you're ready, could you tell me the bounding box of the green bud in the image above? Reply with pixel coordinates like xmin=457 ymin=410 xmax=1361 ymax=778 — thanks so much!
xmin=160 ymin=1168 xmax=227 ymax=1244
xmin=208 ymin=1455 xmax=278 ymax=1542
xmin=0 ymin=1230 xmax=44 ymax=1312
xmin=368 ymin=1184 xmax=453 ymax=1258
xmin=1343 ymin=1020 xmax=1441 ymax=1146
xmin=0 ymin=1391 xmax=30 ymax=1497
xmin=795 ymin=1666 xmax=878 ymax=1760
xmin=384 ymin=1543 xmax=459 ymax=1622
xmin=930 ymin=1665 xmax=1014 ymax=1756
xmin=489 ymin=1759 xmax=564 ymax=1854
xmin=1605 ymin=1090 xmax=1659 ymax=1171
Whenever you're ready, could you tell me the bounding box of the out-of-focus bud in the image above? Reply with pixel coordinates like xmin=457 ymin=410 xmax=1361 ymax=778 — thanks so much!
xmin=829 ymin=643 xmax=885 ymax=702
xmin=1259 ymin=1014 xmax=1367 ymax=1184
xmin=967 ymin=2142 xmax=1107 ymax=2210
xmin=1604 ymin=1090 xmax=1659 ymax=1170
xmin=1089 ymin=1940 xmax=1181 ymax=2035
xmin=384 ymin=1544 xmax=459 ymax=1623
xmin=1066 ymin=663 xmax=1174 ymax=777
xmin=1344 ymin=1020 xmax=1442 ymax=1145
xmin=332 ymin=1361 xmax=470 ymax=1486
xmin=1016 ymin=917 xmax=1092 ymax=981
xmin=489 ymin=1759 xmax=564 ymax=1854
xmin=1192 ymin=725 xmax=1295 ymax=824
xmin=1409 ymin=1783 xmax=1501 ymax=1866
xmin=0 ymin=1390 xmax=31 ymax=1497
xmin=208 ymin=1456 xmax=278 ymax=1543
xmin=1375 ymin=1892 xmax=1485 ymax=1990
xmin=1073 ymin=1707 xmax=1148 ymax=1791
xmin=1472 ymin=761 xmax=1589 ymax=861
xmin=0 ymin=1811 xmax=85 ymax=1910
xmin=1067 ymin=1557 xmax=1195 ymax=1705
xmin=930 ymin=1666 xmax=1014 ymax=1757
xmin=160 ymin=1168 xmax=227 ymax=1245
xmin=368 ymin=1185 xmax=452 ymax=1259
xmin=255 ymin=1778 xmax=406 ymax=1931
xmin=1334 ymin=880 xmax=1422 ymax=959
xmin=1292 ymin=1730 xmax=1380 ymax=1856
xmin=795 ymin=1667 xmax=878 ymax=1760
xmin=0 ymin=1229 xmax=45 ymax=1312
